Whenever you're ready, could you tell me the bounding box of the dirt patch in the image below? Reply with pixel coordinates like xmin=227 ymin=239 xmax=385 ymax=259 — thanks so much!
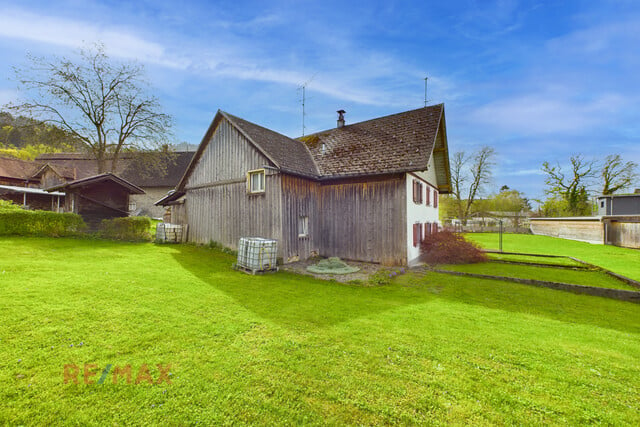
xmin=281 ymin=258 xmax=392 ymax=283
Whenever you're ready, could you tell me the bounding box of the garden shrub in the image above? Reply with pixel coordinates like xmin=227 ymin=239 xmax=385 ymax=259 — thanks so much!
xmin=0 ymin=209 xmax=86 ymax=236
xmin=0 ymin=200 xmax=22 ymax=211
xmin=98 ymin=216 xmax=152 ymax=241
xmin=419 ymin=230 xmax=487 ymax=265
xmin=368 ymin=267 xmax=407 ymax=286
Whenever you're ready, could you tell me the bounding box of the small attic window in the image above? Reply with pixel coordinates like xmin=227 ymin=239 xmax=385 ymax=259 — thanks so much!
xmin=247 ymin=169 xmax=265 ymax=194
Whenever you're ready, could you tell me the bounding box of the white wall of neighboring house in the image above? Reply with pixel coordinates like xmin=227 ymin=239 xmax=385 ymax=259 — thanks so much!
xmin=406 ymin=155 xmax=440 ymax=265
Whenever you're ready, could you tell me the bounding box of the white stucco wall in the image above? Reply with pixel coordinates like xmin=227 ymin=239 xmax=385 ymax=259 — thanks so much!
xmin=406 ymin=156 xmax=440 ymax=265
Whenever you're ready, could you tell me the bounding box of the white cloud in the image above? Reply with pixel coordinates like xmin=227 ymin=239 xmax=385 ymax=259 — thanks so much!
xmin=0 ymin=9 xmax=181 ymax=68
xmin=0 ymin=7 xmax=429 ymax=108
xmin=468 ymin=92 xmax=630 ymax=135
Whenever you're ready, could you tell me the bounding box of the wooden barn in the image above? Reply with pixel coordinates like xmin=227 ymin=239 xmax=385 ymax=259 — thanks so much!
xmin=48 ymin=173 xmax=144 ymax=229
xmin=165 ymin=105 xmax=451 ymax=265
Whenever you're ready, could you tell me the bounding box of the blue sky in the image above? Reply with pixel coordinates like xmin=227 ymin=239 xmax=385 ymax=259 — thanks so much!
xmin=0 ymin=0 xmax=638 ymax=200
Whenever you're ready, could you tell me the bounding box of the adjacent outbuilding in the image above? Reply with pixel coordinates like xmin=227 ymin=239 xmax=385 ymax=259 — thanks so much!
xmin=48 ymin=173 xmax=144 ymax=229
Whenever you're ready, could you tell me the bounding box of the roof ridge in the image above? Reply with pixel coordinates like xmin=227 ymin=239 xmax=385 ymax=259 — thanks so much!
xmin=300 ymin=104 xmax=444 ymax=138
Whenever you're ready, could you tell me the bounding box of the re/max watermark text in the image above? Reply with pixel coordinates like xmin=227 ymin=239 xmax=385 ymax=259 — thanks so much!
xmin=63 ymin=363 xmax=172 ymax=385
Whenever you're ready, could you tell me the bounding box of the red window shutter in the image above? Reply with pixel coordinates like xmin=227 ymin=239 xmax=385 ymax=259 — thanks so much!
xmin=434 ymin=190 xmax=438 ymax=208
xmin=419 ymin=183 xmax=423 ymax=204
xmin=412 ymin=180 xmax=417 ymax=203
xmin=432 ymin=223 xmax=438 ymax=234
xmin=413 ymin=223 xmax=418 ymax=247
xmin=424 ymin=222 xmax=429 ymax=240
xmin=426 ymin=186 xmax=430 ymax=206
xmin=419 ymin=223 xmax=423 ymax=244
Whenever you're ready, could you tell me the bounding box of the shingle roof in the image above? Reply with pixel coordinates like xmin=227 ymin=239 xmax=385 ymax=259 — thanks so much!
xmin=30 ymin=163 xmax=77 ymax=180
xmin=299 ymin=104 xmax=444 ymax=178
xmin=0 ymin=157 xmax=40 ymax=180
xmin=36 ymin=152 xmax=195 ymax=187
xmin=46 ymin=173 xmax=145 ymax=194
xmin=222 ymin=111 xmax=319 ymax=178
xmin=177 ymin=106 xmax=452 ymax=192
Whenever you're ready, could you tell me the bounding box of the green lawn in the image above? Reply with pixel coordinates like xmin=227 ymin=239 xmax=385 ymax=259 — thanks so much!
xmin=486 ymin=252 xmax=585 ymax=267
xmin=468 ymin=233 xmax=640 ymax=281
xmin=441 ymin=262 xmax=638 ymax=291
xmin=1 ymin=237 xmax=640 ymax=425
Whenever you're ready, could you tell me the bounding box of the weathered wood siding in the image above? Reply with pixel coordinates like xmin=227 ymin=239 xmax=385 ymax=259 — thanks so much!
xmin=184 ymin=118 xmax=283 ymax=251
xmin=281 ymin=175 xmax=320 ymax=262
xmin=318 ymin=176 xmax=407 ymax=265
xmin=188 ymin=119 xmax=273 ymax=186
xmin=607 ymin=220 xmax=640 ymax=248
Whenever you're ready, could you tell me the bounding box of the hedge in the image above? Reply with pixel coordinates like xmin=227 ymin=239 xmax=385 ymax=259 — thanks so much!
xmin=98 ymin=216 xmax=152 ymax=241
xmin=0 ymin=210 xmax=86 ymax=237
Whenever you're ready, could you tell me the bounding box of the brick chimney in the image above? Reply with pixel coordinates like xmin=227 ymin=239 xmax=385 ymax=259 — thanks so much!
xmin=337 ymin=110 xmax=346 ymax=128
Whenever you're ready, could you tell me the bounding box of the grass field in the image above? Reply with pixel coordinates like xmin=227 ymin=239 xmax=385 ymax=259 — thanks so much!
xmin=1 ymin=237 xmax=639 ymax=425
xmin=486 ymin=252 xmax=585 ymax=267
xmin=467 ymin=233 xmax=640 ymax=281
xmin=441 ymin=262 xmax=638 ymax=290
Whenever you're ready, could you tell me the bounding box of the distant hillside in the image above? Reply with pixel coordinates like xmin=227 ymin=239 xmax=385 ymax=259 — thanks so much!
xmin=0 ymin=112 xmax=82 ymax=160
xmin=0 ymin=112 xmax=81 ymax=148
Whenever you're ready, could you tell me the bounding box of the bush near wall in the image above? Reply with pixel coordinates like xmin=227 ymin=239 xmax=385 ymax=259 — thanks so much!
xmin=98 ymin=216 xmax=152 ymax=241
xmin=0 ymin=207 xmax=86 ymax=237
xmin=419 ymin=230 xmax=487 ymax=265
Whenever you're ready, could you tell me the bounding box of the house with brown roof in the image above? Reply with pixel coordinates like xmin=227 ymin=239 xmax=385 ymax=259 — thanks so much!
xmin=162 ymin=105 xmax=451 ymax=265
xmin=36 ymin=151 xmax=194 ymax=217
xmin=0 ymin=157 xmax=70 ymax=210
xmin=48 ymin=173 xmax=144 ymax=229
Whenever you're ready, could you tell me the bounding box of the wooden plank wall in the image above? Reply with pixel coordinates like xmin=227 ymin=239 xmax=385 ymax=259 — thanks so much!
xmin=280 ymin=175 xmax=320 ymax=262
xmin=318 ymin=176 xmax=407 ymax=265
xmin=608 ymin=221 xmax=640 ymax=248
xmin=186 ymin=176 xmax=282 ymax=250
xmin=188 ymin=119 xmax=274 ymax=186
xmin=184 ymin=118 xmax=283 ymax=251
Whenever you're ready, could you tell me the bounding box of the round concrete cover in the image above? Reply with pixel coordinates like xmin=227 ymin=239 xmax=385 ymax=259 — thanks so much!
xmin=306 ymin=257 xmax=360 ymax=274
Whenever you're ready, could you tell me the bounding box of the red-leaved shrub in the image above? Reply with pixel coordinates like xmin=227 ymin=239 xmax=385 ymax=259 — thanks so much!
xmin=419 ymin=230 xmax=487 ymax=265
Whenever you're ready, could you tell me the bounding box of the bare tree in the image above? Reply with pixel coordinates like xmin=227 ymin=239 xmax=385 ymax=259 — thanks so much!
xmin=9 ymin=44 xmax=172 ymax=173
xmin=450 ymin=146 xmax=496 ymax=224
xmin=541 ymin=155 xmax=595 ymax=216
xmin=600 ymin=154 xmax=638 ymax=195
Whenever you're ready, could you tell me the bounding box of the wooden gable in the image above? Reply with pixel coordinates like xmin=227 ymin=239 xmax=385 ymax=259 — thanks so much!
xmin=183 ymin=115 xmax=277 ymax=190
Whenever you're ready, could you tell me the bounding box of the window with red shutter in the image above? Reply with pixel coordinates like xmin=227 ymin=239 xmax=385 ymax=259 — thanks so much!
xmin=412 ymin=223 xmax=418 ymax=247
xmin=424 ymin=222 xmax=430 ymax=240
xmin=434 ymin=190 xmax=438 ymax=208
xmin=426 ymin=186 xmax=430 ymax=206
xmin=412 ymin=180 xmax=418 ymax=203
xmin=432 ymin=223 xmax=438 ymax=234
xmin=418 ymin=223 xmax=423 ymax=244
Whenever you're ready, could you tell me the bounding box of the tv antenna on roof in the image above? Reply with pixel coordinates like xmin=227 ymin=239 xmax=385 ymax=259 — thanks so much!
xmin=297 ymin=74 xmax=316 ymax=136
xmin=424 ymin=76 xmax=429 ymax=107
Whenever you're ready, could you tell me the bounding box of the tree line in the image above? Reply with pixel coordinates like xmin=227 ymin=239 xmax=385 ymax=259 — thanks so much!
xmin=539 ymin=154 xmax=637 ymax=216
xmin=6 ymin=43 xmax=172 ymax=172
xmin=442 ymin=147 xmax=638 ymax=224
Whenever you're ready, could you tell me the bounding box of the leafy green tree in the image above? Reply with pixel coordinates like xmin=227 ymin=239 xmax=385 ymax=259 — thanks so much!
xmin=601 ymin=154 xmax=638 ymax=195
xmin=541 ymin=155 xmax=595 ymax=216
